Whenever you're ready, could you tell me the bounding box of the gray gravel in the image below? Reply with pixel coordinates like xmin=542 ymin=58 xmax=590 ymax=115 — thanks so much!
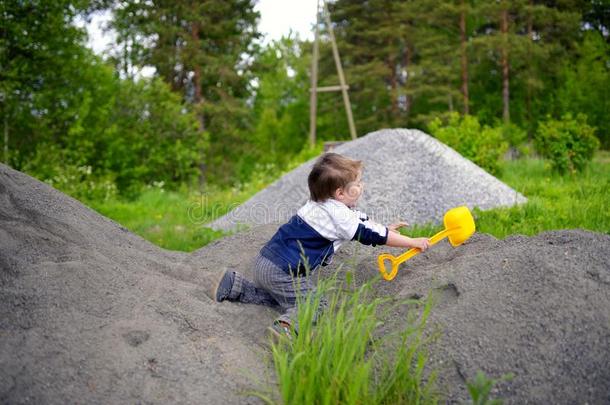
xmin=0 ymin=163 xmax=277 ymax=404
xmin=2 ymin=160 xmax=608 ymax=404
xmin=207 ymin=128 xmax=527 ymax=231
xmin=329 ymin=231 xmax=610 ymax=404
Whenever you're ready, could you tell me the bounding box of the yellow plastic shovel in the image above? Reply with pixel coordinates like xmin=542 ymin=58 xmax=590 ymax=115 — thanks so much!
xmin=378 ymin=206 xmax=476 ymax=281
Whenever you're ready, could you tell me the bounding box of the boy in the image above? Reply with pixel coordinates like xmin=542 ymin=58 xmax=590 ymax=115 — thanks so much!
xmin=210 ymin=152 xmax=430 ymax=339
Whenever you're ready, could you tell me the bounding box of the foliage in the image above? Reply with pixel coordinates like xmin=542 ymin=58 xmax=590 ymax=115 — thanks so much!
xmin=323 ymin=0 xmax=590 ymax=134
xmin=0 ymin=0 xmax=92 ymax=167
xmin=237 ymin=35 xmax=311 ymax=181
xmin=428 ymin=113 xmax=508 ymax=174
xmin=555 ymin=31 xmax=610 ymax=148
xmin=468 ymin=1 xmax=574 ymax=128
xmin=106 ymin=76 xmax=205 ymax=196
xmin=534 ymin=113 xmax=599 ymax=174
xmin=3 ymin=0 xmax=610 ymax=221
xmin=1 ymin=0 xmax=205 ymax=199
xmin=110 ymin=0 xmax=260 ymax=184
xmin=323 ymin=0 xmax=419 ymax=135
xmin=497 ymin=120 xmax=530 ymax=157
xmin=253 ymin=275 xmax=438 ymax=405
xmin=18 ymin=58 xmax=205 ymax=199
xmin=23 ymin=144 xmax=119 ymax=202
xmin=497 ymin=121 xmax=527 ymax=149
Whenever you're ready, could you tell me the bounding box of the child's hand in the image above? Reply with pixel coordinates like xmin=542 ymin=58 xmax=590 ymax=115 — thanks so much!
xmin=388 ymin=221 xmax=409 ymax=233
xmin=409 ymin=237 xmax=430 ymax=252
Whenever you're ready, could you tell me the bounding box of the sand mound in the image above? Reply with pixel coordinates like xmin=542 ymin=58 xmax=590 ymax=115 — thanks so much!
xmin=330 ymin=230 xmax=610 ymax=403
xmin=0 ymin=163 xmax=277 ymax=404
xmin=207 ymin=128 xmax=526 ymax=231
xmin=2 ymin=163 xmax=609 ymax=404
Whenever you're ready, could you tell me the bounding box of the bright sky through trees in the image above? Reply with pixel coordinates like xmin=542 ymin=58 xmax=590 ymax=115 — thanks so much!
xmin=83 ymin=0 xmax=318 ymax=56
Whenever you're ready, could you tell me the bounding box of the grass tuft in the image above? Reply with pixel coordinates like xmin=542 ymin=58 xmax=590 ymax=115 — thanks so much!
xmin=253 ymin=274 xmax=438 ymax=405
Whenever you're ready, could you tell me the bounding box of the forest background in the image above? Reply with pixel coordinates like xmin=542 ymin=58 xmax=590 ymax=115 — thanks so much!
xmin=1 ymin=0 xmax=608 ymax=250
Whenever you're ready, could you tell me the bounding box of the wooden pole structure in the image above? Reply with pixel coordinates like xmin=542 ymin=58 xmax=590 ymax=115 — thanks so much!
xmin=323 ymin=1 xmax=357 ymax=141
xmin=309 ymin=0 xmax=357 ymax=147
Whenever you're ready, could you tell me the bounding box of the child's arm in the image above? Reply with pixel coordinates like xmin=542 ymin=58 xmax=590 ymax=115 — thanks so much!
xmin=349 ymin=218 xmax=429 ymax=251
xmin=384 ymin=222 xmax=430 ymax=251
xmin=386 ymin=231 xmax=430 ymax=251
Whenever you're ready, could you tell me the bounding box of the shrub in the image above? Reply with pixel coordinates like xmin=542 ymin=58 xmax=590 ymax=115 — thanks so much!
xmin=428 ymin=113 xmax=508 ymax=175
xmin=44 ymin=165 xmax=118 ymax=202
xmin=498 ymin=121 xmax=527 ymax=148
xmin=534 ymin=113 xmax=599 ymax=174
xmin=498 ymin=121 xmax=531 ymax=158
xmin=22 ymin=143 xmax=118 ymax=202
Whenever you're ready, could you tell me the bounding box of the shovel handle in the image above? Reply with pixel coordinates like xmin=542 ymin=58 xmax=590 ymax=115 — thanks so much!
xmin=377 ymin=228 xmax=454 ymax=281
xmin=378 ymin=250 xmax=420 ymax=281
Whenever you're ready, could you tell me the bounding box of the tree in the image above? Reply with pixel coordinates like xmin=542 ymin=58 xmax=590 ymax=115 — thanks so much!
xmin=468 ymin=0 xmax=528 ymax=124
xmin=110 ymin=0 xmax=260 ymax=184
xmin=466 ymin=0 xmax=581 ymax=131
xmin=406 ymin=0 xmax=473 ymax=122
xmin=0 ymin=0 xmax=204 ymax=197
xmin=323 ymin=0 xmax=418 ymax=135
xmin=0 ymin=0 xmax=90 ymax=166
xmin=556 ymin=31 xmax=610 ymax=148
xmin=247 ymin=36 xmax=310 ymax=173
xmin=460 ymin=0 xmax=471 ymax=114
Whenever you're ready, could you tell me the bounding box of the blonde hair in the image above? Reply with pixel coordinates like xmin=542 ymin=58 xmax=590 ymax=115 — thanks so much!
xmin=308 ymin=153 xmax=363 ymax=202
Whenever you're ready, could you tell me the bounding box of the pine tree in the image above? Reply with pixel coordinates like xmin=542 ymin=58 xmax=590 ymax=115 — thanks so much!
xmin=0 ymin=0 xmax=90 ymax=166
xmin=468 ymin=0 xmax=582 ymax=128
xmin=324 ymin=0 xmax=471 ymax=130
xmin=407 ymin=0 xmax=472 ymax=122
xmin=321 ymin=0 xmax=417 ymax=136
xmin=111 ymin=0 xmax=260 ymax=184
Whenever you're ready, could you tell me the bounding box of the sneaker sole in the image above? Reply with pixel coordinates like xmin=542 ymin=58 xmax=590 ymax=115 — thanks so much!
xmin=208 ymin=267 xmax=231 ymax=302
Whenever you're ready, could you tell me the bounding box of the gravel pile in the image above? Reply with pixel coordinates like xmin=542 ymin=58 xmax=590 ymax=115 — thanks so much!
xmin=329 ymin=230 xmax=610 ymax=403
xmin=207 ymin=128 xmax=527 ymax=231
xmin=0 ymin=163 xmax=277 ymax=404
xmin=2 ymin=160 xmax=608 ymax=404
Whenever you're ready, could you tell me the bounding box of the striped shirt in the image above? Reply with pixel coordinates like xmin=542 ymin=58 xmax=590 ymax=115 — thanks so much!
xmin=260 ymin=199 xmax=388 ymax=275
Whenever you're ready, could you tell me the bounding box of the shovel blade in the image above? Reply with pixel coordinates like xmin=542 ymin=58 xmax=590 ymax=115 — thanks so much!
xmin=444 ymin=206 xmax=476 ymax=246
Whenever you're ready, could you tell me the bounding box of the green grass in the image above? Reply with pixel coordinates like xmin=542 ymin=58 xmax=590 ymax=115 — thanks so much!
xmin=88 ymin=151 xmax=609 ymax=252
xmin=405 ymin=151 xmax=610 ymax=239
xmin=475 ymin=152 xmax=609 ymax=237
xmin=88 ymin=185 xmax=251 ymax=251
xmin=87 ymin=144 xmax=325 ymax=252
xmin=252 ymin=275 xmax=438 ymax=405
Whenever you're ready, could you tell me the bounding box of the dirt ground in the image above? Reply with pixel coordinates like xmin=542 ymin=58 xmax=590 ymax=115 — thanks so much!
xmin=1 ymin=163 xmax=609 ymax=404
xmin=330 ymin=230 xmax=610 ymax=403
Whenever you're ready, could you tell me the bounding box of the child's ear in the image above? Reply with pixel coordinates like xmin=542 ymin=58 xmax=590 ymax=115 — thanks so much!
xmin=333 ymin=187 xmax=343 ymax=200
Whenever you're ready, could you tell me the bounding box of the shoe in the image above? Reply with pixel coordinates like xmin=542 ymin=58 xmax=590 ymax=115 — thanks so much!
xmin=210 ymin=268 xmax=234 ymax=302
xmin=267 ymin=321 xmax=294 ymax=343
